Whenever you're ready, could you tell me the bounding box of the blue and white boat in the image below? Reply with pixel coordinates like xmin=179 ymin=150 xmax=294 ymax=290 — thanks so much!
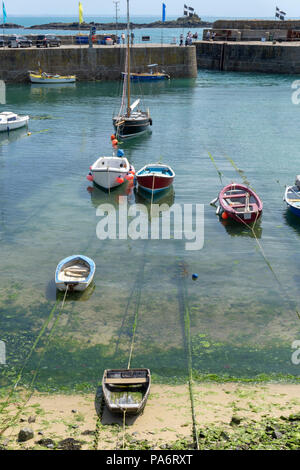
xmin=284 ymin=176 xmax=300 ymax=217
xmin=55 ymin=255 xmax=96 ymax=292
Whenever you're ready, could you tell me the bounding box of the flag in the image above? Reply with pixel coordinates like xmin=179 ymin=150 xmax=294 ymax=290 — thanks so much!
xmin=2 ymin=2 xmax=7 ymax=24
xmin=275 ymin=6 xmax=286 ymax=20
xmin=162 ymin=3 xmax=166 ymax=22
xmin=79 ymin=1 xmax=83 ymax=24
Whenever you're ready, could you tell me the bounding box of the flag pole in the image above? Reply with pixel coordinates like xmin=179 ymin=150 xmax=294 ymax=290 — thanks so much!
xmin=2 ymin=1 xmax=5 ymax=49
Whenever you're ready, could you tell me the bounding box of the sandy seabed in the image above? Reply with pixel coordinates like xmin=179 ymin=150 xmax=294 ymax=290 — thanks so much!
xmin=1 ymin=382 xmax=300 ymax=450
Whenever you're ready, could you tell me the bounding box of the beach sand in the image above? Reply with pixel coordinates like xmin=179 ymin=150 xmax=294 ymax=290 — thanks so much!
xmin=1 ymin=382 xmax=299 ymax=450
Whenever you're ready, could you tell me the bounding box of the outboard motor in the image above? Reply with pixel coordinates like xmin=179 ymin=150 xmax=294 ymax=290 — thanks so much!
xmin=295 ymin=175 xmax=300 ymax=189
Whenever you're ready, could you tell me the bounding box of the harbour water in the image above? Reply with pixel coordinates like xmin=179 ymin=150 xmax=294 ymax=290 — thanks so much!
xmin=0 ymin=70 xmax=300 ymax=393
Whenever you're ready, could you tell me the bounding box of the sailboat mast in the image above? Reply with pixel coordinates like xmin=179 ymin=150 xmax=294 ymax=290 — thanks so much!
xmin=126 ymin=0 xmax=131 ymax=117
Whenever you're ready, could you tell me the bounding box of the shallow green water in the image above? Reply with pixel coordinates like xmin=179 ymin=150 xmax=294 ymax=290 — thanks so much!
xmin=1 ymin=71 xmax=300 ymax=393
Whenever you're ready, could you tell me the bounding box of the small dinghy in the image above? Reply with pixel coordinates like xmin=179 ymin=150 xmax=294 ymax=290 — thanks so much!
xmin=87 ymin=150 xmax=135 ymax=190
xmin=102 ymin=368 xmax=151 ymax=415
xmin=0 ymin=112 xmax=29 ymax=132
xmin=217 ymin=183 xmax=263 ymax=224
xmin=136 ymin=164 xmax=175 ymax=194
xmin=55 ymin=255 xmax=95 ymax=292
xmin=29 ymin=71 xmax=76 ymax=84
xmin=122 ymin=64 xmax=170 ymax=82
xmin=284 ymin=176 xmax=300 ymax=217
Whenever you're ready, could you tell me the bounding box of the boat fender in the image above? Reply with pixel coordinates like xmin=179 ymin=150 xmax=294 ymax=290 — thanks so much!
xmin=116 ymin=176 xmax=124 ymax=184
xmin=86 ymin=173 xmax=94 ymax=182
xmin=125 ymin=174 xmax=134 ymax=181
xmin=222 ymin=211 xmax=229 ymax=220
xmin=117 ymin=149 xmax=124 ymax=157
xmin=149 ymin=118 xmax=153 ymax=126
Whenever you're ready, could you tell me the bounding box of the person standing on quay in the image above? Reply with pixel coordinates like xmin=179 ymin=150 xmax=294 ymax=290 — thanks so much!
xmin=131 ymin=31 xmax=135 ymax=45
xmin=179 ymin=33 xmax=183 ymax=46
xmin=121 ymin=32 xmax=125 ymax=45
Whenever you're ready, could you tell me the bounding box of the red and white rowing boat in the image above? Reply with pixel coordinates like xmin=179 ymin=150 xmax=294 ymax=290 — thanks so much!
xmin=136 ymin=164 xmax=175 ymax=194
xmin=218 ymin=183 xmax=263 ymax=224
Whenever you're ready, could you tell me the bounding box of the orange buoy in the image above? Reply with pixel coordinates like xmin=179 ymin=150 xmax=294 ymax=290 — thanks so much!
xmin=116 ymin=177 xmax=124 ymax=184
xmin=112 ymin=139 xmax=118 ymax=146
xmin=111 ymin=134 xmax=116 ymax=141
xmin=222 ymin=211 xmax=229 ymax=220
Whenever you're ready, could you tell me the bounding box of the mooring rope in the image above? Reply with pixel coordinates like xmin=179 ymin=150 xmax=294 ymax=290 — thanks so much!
xmin=178 ymin=262 xmax=199 ymax=450
xmin=0 ymin=287 xmax=69 ymax=435
xmin=0 ymin=297 xmax=61 ymax=418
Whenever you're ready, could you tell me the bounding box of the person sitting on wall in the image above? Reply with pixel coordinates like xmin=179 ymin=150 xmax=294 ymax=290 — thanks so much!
xmin=180 ymin=33 xmax=183 ymax=46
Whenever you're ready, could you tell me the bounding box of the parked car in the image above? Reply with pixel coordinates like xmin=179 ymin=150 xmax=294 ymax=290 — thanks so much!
xmin=36 ymin=35 xmax=61 ymax=48
xmin=8 ymin=35 xmax=33 ymax=48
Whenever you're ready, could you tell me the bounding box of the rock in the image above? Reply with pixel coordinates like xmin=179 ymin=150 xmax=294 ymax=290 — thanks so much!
xmin=19 ymin=418 xmax=26 ymax=422
xmin=230 ymin=416 xmax=242 ymax=426
xmin=272 ymin=430 xmax=284 ymax=439
xmin=81 ymin=430 xmax=94 ymax=436
xmin=72 ymin=424 xmax=79 ymax=429
xmin=58 ymin=438 xmax=82 ymax=450
xmin=28 ymin=416 xmax=36 ymax=424
xmin=71 ymin=409 xmax=77 ymax=414
xmin=18 ymin=428 xmax=34 ymax=442
xmin=38 ymin=431 xmax=44 ymax=436
xmin=220 ymin=431 xmax=230 ymax=441
xmin=288 ymin=413 xmax=300 ymax=422
xmin=37 ymin=438 xmax=55 ymax=448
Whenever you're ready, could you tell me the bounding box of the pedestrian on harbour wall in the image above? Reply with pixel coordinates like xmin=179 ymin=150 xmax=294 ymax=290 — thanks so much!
xmin=131 ymin=31 xmax=135 ymax=45
xmin=121 ymin=32 xmax=125 ymax=45
xmin=193 ymin=32 xmax=198 ymax=39
xmin=179 ymin=33 xmax=183 ymax=46
xmin=212 ymin=31 xmax=216 ymax=41
xmin=206 ymin=30 xmax=211 ymax=40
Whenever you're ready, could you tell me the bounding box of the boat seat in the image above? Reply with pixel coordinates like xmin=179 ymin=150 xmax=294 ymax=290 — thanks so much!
xmin=223 ymin=193 xmax=247 ymax=199
xmin=105 ymin=378 xmax=147 ymax=384
xmin=287 ymin=199 xmax=300 ymax=202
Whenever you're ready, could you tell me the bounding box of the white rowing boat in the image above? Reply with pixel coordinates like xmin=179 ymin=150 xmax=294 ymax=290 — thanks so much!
xmin=0 ymin=112 xmax=29 ymax=132
xmin=55 ymin=255 xmax=96 ymax=292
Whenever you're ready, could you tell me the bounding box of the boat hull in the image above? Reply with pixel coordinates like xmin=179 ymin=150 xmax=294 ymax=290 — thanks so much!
xmin=29 ymin=73 xmax=76 ymax=84
xmin=55 ymin=255 xmax=95 ymax=292
xmin=137 ymin=175 xmax=174 ymax=194
xmin=219 ymin=183 xmax=263 ymax=225
xmin=102 ymin=368 xmax=151 ymax=416
xmin=136 ymin=164 xmax=175 ymax=194
xmin=284 ymin=186 xmax=300 ymax=217
xmin=0 ymin=116 xmax=29 ymax=132
xmin=90 ymin=157 xmax=133 ymax=190
xmin=113 ymin=117 xmax=151 ymax=139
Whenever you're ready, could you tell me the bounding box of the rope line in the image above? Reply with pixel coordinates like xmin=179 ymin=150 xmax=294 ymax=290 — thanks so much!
xmin=178 ymin=262 xmax=199 ymax=450
xmin=0 ymin=287 xmax=69 ymax=435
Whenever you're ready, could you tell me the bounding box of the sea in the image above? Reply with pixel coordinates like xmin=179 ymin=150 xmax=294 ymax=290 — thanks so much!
xmin=0 ymin=16 xmax=300 ymax=393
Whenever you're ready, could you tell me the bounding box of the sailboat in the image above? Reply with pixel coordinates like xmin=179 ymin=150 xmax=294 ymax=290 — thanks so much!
xmin=112 ymin=0 xmax=152 ymax=139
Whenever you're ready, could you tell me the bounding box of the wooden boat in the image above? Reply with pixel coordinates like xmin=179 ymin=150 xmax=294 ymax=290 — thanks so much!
xmin=136 ymin=164 xmax=175 ymax=194
xmin=55 ymin=255 xmax=95 ymax=292
xmin=88 ymin=155 xmax=134 ymax=190
xmin=102 ymin=368 xmax=151 ymax=415
xmin=122 ymin=64 xmax=170 ymax=81
xmin=29 ymin=71 xmax=76 ymax=84
xmin=218 ymin=183 xmax=263 ymax=224
xmin=284 ymin=176 xmax=300 ymax=217
xmin=112 ymin=0 xmax=152 ymax=139
xmin=0 ymin=112 xmax=29 ymax=132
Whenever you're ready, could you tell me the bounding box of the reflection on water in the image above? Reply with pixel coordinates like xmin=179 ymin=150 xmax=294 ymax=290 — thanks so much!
xmin=283 ymin=209 xmax=300 ymax=235
xmin=1 ymin=73 xmax=300 ymax=392
xmin=220 ymin=217 xmax=263 ymax=239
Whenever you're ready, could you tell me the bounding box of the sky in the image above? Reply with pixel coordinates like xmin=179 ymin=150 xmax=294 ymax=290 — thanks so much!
xmin=3 ymin=0 xmax=300 ymax=18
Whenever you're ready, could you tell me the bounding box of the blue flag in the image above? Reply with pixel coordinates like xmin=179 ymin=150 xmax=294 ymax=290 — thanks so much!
xmin=3 ymin=2 xmax=7 ymax=24
xmin=162 ymin=3 xmax=166 ymax=22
